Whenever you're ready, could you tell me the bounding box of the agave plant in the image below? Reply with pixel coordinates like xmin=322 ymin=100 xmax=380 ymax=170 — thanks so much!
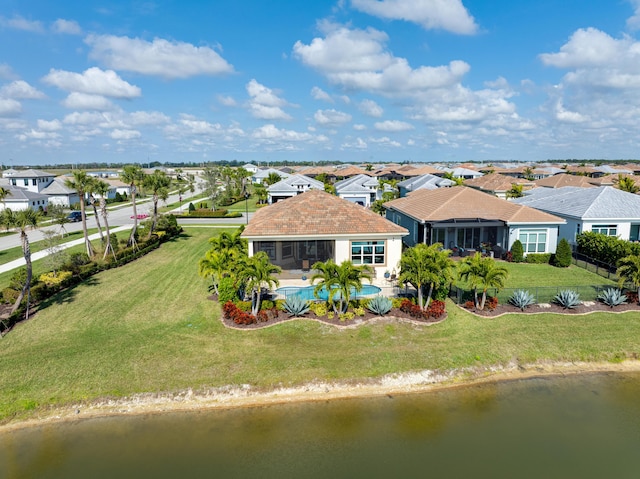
xmin=553 ymin=289 xmax=581 ymax=309
xmin=366 ymin=296 xmax=393 ymax=316
xmin=282 ymin=295 xmax=310 ymax=317
xmin=508 ymin=289 xmax=536 ymax=311
xmin=597 ymin=288 xmax=627 ymax=308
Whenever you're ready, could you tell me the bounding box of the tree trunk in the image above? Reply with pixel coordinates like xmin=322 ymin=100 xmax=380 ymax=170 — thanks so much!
xmin=150 ymin=193 xmax=159 ymax=235
xmin=11 ymin=232 xmax=32 ymax=318
xmin=424 ymin=283 xmax=434 ymax=310
xmin=91 ymin=197 xmax=104 ymax=243
xmin=128 ymin=187 xmax=138 ymax=249
xmin=480 ymin=290 xmax=487 ymax=310
xmin=80 ymin=196 xmax=94 ymax=257
xmin=100 ymin=199 xmax=116 ymax=261
xmin=252 ymin=288 xmax=261 ymax=317
xmin=417 ymin=283 xmax=424 ymax=310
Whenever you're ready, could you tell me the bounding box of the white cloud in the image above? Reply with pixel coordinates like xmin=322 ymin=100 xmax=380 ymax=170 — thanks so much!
xmin=359 ymin=99 xmax=383 ymax=117
xmin=246 ymin=79 xmax=292 ymax=120
xmin=252 ymin=124 xmax=329 ymax=143
xmin=0 ymin=15 xmax=44 ymax=33
xmin=128 ymin=111 xmax=170 ymax=125
xmin=374 ymin=120 xmax=414 ymax=131
xmin=353 ymin=124 xmax=367 ymax=130
xmin=52 ymin=19 xmax=82 ymax=35
xmin=0 ymin=98 xmax=21 ymax=117
xmin=341 ymin=137 xmax=368 ymax=149
xmin=0 ymin=64 xmax=18 ymax=80
xmin=293 ymin=23 xmax=469 ymax=96
xmin=85 ymin=34 xmax=234 ymax=79
xmin=311 ymin=86 xmax=333 ymax=102
xmin=369 ymin=136 xmax=401 ymax=147
xmin=62 ymin=92 xmax=115 ymax=110
xmin=37 ymin=119 xmax=63 ymax=131
xmin=16 ymin=129 xmax=60 ymax=141
xmin=42 ymin=67 xmax=141 ymax=99
xmin=314 ymin=108 xmax=352 ymax=126
xmin=628 ymin=0 xmax=640 ymax=30
xmin=539 ymin=28 xmax=625 ymax=69
xmin=218 ymin=95 xmax=237 ymax=107
xmin=0 ymin=80 xmax=45 ymax=99
xmin=110 ymin=129 xmax=141 ymax=140
xmin=351 ymin=0 xmax=478 ymax=35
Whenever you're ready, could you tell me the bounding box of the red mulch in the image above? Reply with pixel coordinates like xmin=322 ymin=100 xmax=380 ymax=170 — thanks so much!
xmin=464 ymin=301 xmax=640 ymax=317
xmin=209 ymin=295 xmax=444 ymax=329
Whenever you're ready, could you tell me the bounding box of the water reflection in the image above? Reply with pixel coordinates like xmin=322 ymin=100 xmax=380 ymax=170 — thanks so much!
xmin=2 ymin=372 xmax=640 ymax=479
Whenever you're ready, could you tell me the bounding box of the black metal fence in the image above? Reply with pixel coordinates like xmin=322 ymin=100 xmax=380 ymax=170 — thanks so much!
xmin=449 ymin=284 xmax=624 ymax=305
xmin=571 ymin=251 xmax=618 ymax=281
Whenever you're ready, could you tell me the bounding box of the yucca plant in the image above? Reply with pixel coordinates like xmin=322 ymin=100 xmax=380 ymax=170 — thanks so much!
xmin=508 ymin=289 xmax=536 ymax=311
xmin=553 ymin=289 xmax=581 ymax=309
xmin=597 ymin=288 xmax=627 ymax=308
xmin=366 ymin=296 xmax=393 ymax=316
xmin=282 ymin=295 xmax=310 ymax=317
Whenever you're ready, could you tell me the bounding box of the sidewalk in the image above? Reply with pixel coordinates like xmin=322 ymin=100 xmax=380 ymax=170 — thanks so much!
xmin=0 ymin=225 xmax=132 ymax=274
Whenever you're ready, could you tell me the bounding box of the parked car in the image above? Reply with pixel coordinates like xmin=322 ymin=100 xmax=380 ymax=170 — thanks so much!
xmin=66 ymin=211 xmax=82 ymax=222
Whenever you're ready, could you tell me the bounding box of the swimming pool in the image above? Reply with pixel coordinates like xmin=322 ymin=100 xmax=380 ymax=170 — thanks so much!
xmin=275 ymin=284 xmax=382 ymax=301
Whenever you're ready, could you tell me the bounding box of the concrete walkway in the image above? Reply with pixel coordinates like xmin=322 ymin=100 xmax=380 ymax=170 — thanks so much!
xmin=0 ymin=225 xmax=132 ymax=274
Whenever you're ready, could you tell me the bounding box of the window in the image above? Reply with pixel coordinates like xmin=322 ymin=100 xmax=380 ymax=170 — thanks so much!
xmin=518 ymin=229 xmax=547 ymax=253
xmin=254 ymin=241 xmax=276 ymax=260
xmin=591 ymin=224 xmax=617 ymax=236
xmin=282 ymin=241 xmax=293 ymax=258
xmin=351 ymin=241 xmax=385 ymax=265
xmin=432 ymin=228 xmax=445 ymax=245
xmin=32 ymin=179 xmax=37 ymax=186
xmin=24 ymin=179 xmax=28 ymax=186
xmin=11 ymin=179 xmax=15 ymax=186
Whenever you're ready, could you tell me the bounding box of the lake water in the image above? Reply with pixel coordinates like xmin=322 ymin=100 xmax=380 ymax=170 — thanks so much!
xmin=2 ymin=372 xmax=640 ymax=478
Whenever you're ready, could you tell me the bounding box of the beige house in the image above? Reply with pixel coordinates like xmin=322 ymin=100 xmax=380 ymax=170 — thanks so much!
xmin=242 ymin=190 xmax=408 ymax=278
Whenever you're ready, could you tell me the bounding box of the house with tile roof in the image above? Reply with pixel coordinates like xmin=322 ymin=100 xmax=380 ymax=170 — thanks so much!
xmin=533 ymin=173 xmax=599 ymax=189
xmin=513 ymin=186 xmax=640 ymax=244
xmin=267 ymin=174 xmax=324 ymax=204
xmin=242 ymin=190 xmax=408 ymax=277
xmin=384 ymin=186 xmax=564 ymax=257
xmin=334 ymin=174 xmax=380 ymax=206
xmin=464 ymin=173 xmax=534 ymax=199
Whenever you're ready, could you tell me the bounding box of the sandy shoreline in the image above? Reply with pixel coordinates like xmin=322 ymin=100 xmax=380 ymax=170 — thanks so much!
xmin=3 ymin=359 xmax=640 ymax=432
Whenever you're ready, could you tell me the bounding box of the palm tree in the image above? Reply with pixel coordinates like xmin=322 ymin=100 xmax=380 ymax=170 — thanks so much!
xmin=8 ymin=208 xmax=40 ymax=319
xmin=208 ymin=229 xmax=247 ymax=255
xmin=399 ymin=243 xmax=455 ymax=310
xmin=65 ymin=170 xmax=95 ymax=257
xmin=265 ymin=172 xmax=281 ymax=186
xmin=120 ymin=165 xmax=146 ymax=248
xmin=198 ymin=249 xmax=234 ymax=296
xmin=617 ymin=255 xmax=640 ymax=303
xmin=0 ymin=186 xmax=10 ymax=205
xmin=506 ymin=183 xmax=524 ymax=199
xmin=616 ymin=174 xmax=639 ymax=194
xmin=87 ymin=178 xmax=104 ymax=244
xmin=310 ymin=259 xmax=373 ymax=314
xmin=238 ymin=251 xmax=281 ymax=316
xmin=458 ymin=253 xmax=509 ymax=310
xmin=143 ymin=170 xmax=171 ymax=234
xmin=92 ymin=180 xmax=116 ymax=260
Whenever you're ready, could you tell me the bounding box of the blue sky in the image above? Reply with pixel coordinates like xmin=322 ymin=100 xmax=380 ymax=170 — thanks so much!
xmin=2 ymin=0 xmax=640 ymax=166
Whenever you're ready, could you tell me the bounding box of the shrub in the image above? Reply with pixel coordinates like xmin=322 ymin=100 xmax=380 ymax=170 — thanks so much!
xmin=367 ymin=296 xmax=392 ymax=316
xmin=188 ymin=202 xmax=195 ymax=212
xmin=625 ymin=291 xmax=639 ymax=304
xmin=30 ymin=283 xmax=51 ymax=302
xmin=553 ymin=289 xmax=582 ymax=309
xmin=553 ymin=238 xmax=573 ymax=267
xmin=309 ymin=302 xmax=328 ymax=317
xmin=222 ymin=301 xmax=256 ymax=325
xmin=2 ymin=288 xmax=19 ymax=304
xmin=464 ymin=300 xmax=475 ymax=310
xmin=354 ymin=306 xmax=366 ymax=317
xmin=218 ymin=276 xmax=239 ymax=303
xmin=391 ymin=297 xmax=405 ymax=309
xmin=597 ymin=288 xmax=627 ymax=308
xmin=425 ymin=300 xmax=446 ymax=319
xmin=484 ymin=296 xmax=498 ymax=311
xmin=511 ymin=240 xmax=524 ymax=263
xmin=525 ymin=253 xmax=551 ymax=264
xmin=39 ymin=271 xmax=73 ymax=287
xmin=339 ymin=311 xmax=355 ymax=322
xmin=282 ymin=296 xmax=310 ymax=317
xmin=256 ymin=310 xmax=269 ymax=322
xmin=236 ymin=301 xmax=252 ymax=312
xmin=509 ymin=289 xmax=536 ymax=310
xmin=9 ymin=268 xmax=28 ymax=290
xmin=400 ymin=298 xmax=426 ymax=319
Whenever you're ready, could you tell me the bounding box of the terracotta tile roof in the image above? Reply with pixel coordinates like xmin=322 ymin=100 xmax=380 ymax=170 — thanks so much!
xmin=533 ymin=173 xmax=596 ymax=188
xmin=242 ymin=189 xmax=408 ymax=237
xmin=403 ymin=164 xmax=440 ymax=176
xmin=333 ymin=165 xmax=369 ymax=177
xmin=464 ymin=173 xmax=533 ymax=192
xmin=384 ymin=186 xmax=564 ymax=224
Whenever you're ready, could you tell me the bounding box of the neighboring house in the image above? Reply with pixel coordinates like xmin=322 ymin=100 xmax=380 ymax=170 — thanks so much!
xmin=334 ymin=174 xmax=380 ymax=206
xmin=242 ymin=190 xmax=408 ymax=278
xmin=2 ymin=168 xmax=18 ymax=178
xmin=533 ymin=173 xmax=598 ymax=189
xmin=434 ymin=166 xmax=483 ymax=180
xmin=267 ymin=174 xmax=324 ymax=204
xmin=104 ymin=178 xmax=131 ymax=197
xmin=252 ymin=168 xmax=291 ymax=184
xmin=464 ymin=173 xmax=534 ymax=199
xmin=398 ymin=174 xmax=455 ymax=197
xmin=7 ymin=169 xmax=55 ymax=193
xmin=513 ymin=186 xmax=640 ymax=243
xmin=1 ymin=186 xmax=49 ymax=212
xmin=40 ymin=178 xmax=80 ymax=207
xmin=242 ymin=163 xmax=259 ymax=174
xmin=384 ymin=186 xmax=564 ymax=257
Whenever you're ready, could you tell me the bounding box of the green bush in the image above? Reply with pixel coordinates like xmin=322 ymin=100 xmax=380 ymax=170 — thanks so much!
xmin=511 ymin=240 xmax=524 ymax=263
xmin=553 ymin=238 xmax=573 ymax=267
xmin=576 ymin=231 xmax=640 ymax=265
xmin=188 ymin=209 xmax=229 ymax=217
xmin=218 ymin=276 xmax=239 ymax=303
xmin=188 ymin=202 xmax=195 ymax=212
xmin=2 ymin=288 xmax=19 ymax=304
xmin=525 ymin=253 xmax=551 ymax=264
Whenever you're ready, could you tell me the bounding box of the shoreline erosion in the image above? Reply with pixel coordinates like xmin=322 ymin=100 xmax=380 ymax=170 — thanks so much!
xmin=3 ymin=360 xmax=640 ymax=433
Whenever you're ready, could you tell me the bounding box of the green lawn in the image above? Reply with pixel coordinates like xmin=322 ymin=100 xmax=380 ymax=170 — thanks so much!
xmin=1 ymin=228 xmax=640 ymax=424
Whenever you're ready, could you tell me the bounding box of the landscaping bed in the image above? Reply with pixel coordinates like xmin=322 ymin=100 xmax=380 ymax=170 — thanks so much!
xmin=462 ymin=300 xmax=640 ymax=317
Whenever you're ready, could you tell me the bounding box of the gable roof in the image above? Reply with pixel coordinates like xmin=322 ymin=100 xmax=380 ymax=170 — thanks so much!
xmin=242 ymin=189 xmax=408 ymax=238
xmin=385 ymin=186 xmax=563 ymax=225
xmin=464 ymin=173 xmax=533 ymax=192
xmin=533 ymin=173 xmax=597 ymax=188
xmin=513 ymin=186 xmax=640 ymax=219
xmin=40 ymin=178 xmax=77 ymax=195
xmin=10 ymin=169 xmax=55 ymax=178
xmin=334 ymin=174 xmax=378 ymax=194
xmin=268 ymin=174 xmax=324 ymax=193
xmin=4 ymin=186 xmax=48 ymax=202
xmin=398 ymin=173 xmax=454 ymax=192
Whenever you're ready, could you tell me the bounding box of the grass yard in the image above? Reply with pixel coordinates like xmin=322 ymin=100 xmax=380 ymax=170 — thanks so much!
xmin=1 ymin=228 xmax=640 ymax=424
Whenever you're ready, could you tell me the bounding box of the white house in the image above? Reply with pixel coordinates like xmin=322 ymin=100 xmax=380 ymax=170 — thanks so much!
xmin=2 ymin=186 xmax=49 ymax=212
xmin=334 ymin=174 xmax=380 ymax=206
xmin=40 ymin=178 xmax=80 ymax=207
xmin=7 ymin=169 xmax=55 ymax=193
xmin=267 ymin=174 xmax=324 ymax=204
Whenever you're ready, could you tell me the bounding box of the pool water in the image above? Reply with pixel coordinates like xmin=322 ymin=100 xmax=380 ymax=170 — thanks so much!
xmin=276 ymin=284 xmax=382 ymax=300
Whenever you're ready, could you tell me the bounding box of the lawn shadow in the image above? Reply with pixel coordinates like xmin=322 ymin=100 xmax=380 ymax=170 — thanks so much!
xmin=38 ymin=276 xmax=101 ymax=308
